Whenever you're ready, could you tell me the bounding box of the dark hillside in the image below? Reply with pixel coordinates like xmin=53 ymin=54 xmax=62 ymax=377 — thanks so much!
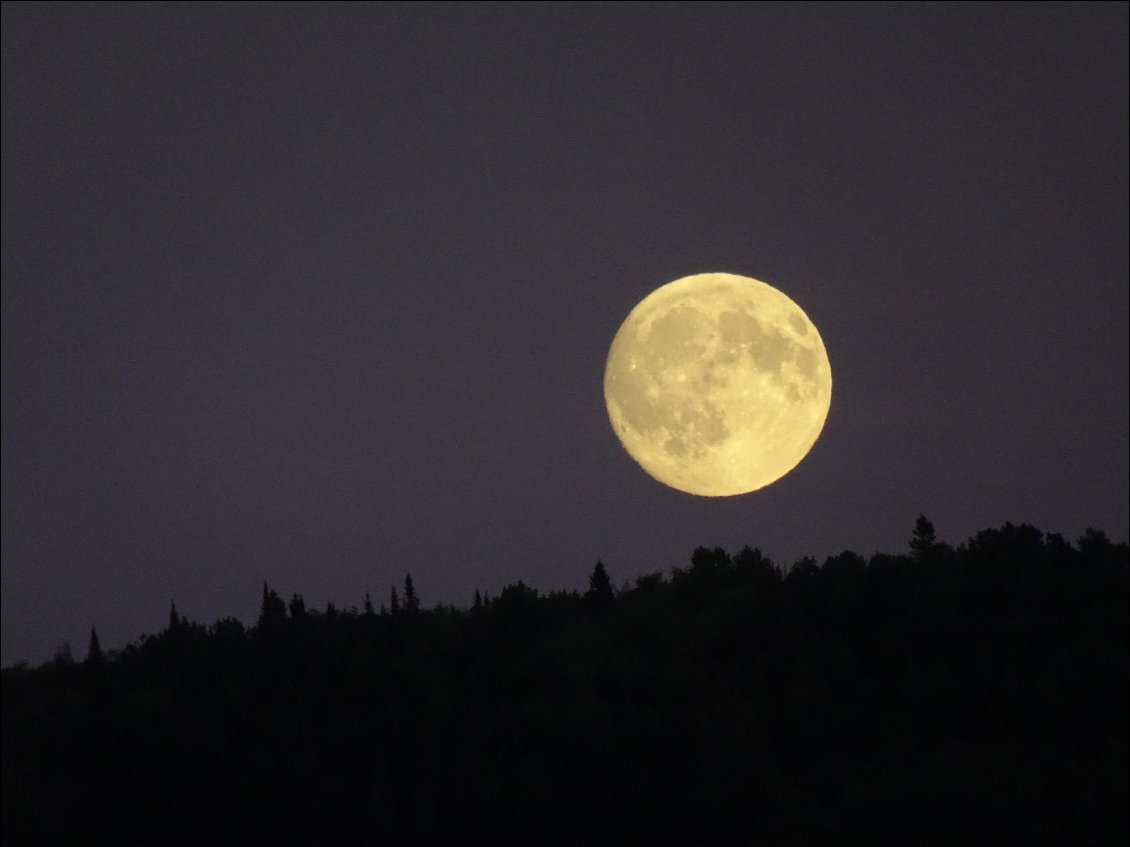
xmin=3 ymin=521 xmax=1127 ymax=846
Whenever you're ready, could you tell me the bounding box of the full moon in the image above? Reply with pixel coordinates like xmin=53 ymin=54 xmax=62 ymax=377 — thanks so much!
xmin=604 ymin=272 xmax=832 ymax=496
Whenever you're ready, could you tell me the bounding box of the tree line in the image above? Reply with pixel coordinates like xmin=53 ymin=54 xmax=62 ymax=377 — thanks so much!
xmin=2 ymin=518 xmax=1127 ymax=845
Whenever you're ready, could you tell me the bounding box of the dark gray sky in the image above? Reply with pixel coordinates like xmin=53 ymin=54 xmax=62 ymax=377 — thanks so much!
xmin=3 ymin=2 xmax=1127 ymax=665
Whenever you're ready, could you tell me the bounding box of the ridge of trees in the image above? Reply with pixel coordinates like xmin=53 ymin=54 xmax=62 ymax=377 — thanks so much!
xmin=2 ymin=518 xmax=1127 ymax=845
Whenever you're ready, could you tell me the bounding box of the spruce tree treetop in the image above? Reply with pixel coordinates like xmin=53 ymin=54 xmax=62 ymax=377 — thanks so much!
xmin=585 ymin=561 xmax=615 ymax=612
xmin=86 ymin=626 xmax=103 ymax=665
xmin=910 ymin=514 xmax=938 ymax=561
xmin=403 ymin=573 xmax=419 ymax=613
xmin=258 ymin=582 xmax=287 ymax=627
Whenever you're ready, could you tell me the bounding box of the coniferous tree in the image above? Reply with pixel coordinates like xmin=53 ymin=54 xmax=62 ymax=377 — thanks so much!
xmin=910 ymin=514 xmax=938 ymax=561
xmin=2 ymin=519 xmax=1128 ymax=845
xmin=473 ymin=588 xmax=483 ymax=611
xmin=259 ymin=581 xmax=287 ymax=627
xmin=86 ymin=626 xmax=103 ymax=665
xmin=364 ymin=591 xmax=375 ymax=616
xmin=585 ymin=561 xmax=615 ymax=612
xmin=403 ymin=573 xmax=419 ymax=613
xmin=289 ymin=594 xmax=307 ymax=618
xmin=390 ymin=585 xmax=400 ymax=616
xmin=169 ymin=600 xmax=181 ymax=631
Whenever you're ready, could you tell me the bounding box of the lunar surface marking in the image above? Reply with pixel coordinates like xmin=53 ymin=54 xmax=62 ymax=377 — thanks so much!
xmin=604 ymin=273 xmax=831 ymax=496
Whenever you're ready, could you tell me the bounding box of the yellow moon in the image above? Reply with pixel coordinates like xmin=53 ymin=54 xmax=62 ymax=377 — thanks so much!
xmin=603 ymin=272 xmax=832 ymax=496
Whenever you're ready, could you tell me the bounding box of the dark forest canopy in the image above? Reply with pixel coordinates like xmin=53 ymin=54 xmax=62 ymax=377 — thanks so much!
xmin=3 ymin=520 xmax=1127 ymax=846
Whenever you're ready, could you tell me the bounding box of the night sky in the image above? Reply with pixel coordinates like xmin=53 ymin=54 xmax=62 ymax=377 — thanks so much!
xmin=3 ymin=3 xmax=1126 ymax=666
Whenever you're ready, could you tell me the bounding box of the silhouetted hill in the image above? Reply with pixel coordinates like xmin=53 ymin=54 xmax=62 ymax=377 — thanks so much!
xmin=3 ymin=520 xmax=1127 ymax=845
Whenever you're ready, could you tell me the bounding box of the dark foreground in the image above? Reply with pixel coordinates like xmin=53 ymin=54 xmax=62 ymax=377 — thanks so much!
xmin=3 ymin=520 xmax=1127 ymax=845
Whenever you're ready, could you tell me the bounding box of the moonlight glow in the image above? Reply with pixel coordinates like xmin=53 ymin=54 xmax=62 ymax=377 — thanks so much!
xmin=604 ymin=272 xmax=832 ymax=496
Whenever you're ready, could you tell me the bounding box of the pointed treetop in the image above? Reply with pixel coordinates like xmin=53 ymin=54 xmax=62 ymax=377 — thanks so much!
xmin=258 ymin=582 xmax=287 ymax=626
xmin=586 ymin=561 xmax=615 ymax=607
xmin=403 ymin=573 xmax=419 ymax=613
xmin=289 ymin=593 xmax=307 ymax=618
xmin=910 ymin=514 xmax=938 ymax=560
xmin=87 ymin=626 xmax=103 ymax=664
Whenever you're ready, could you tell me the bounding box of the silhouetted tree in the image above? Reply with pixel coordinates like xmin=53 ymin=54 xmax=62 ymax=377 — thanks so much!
xmin=258 ymin=581 xmax=287 ymax=627
xmin=86 ymin=626 xmax=103 ymax=665
xmin=210 ymin=617 xmax=245 ymax=641
xmin=734 ymin=545 xmax=780 ymax=591
xmin=289 ymin=593 xmax=307 ymax=618
xmin=633 ymin=571 xmax=665 ymax=592
xmin=364 ymin=591 xmax=375 ymax=616
xmin=493 ymin=580 xmax=539 ymax=637
xmin=585 ymin=561 xmax=614 ymax=613
xmin=787 ymin=555 xmax=819 ymax=583
xmin=823 ymin=549 xmax=867 ymax=576
xmin=390 ymin=585 xmax=400 ymax=616
xmin=169 ymin=600 xmax=181 ymax=631
xmin=965 ymin=522 xmax=1045 ymax=569
xmin=910 ymin=514 xmax=938 ymax=561
xmin=4 ymin=520 xmax=1127 ymax=847
xmin=1078 ymin=527 xmax=1126 ymax=568
xmin=690 ymin=545 xmax=731 ymax=574
xmin=403 ymin=573 xmax=419 ymax=613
